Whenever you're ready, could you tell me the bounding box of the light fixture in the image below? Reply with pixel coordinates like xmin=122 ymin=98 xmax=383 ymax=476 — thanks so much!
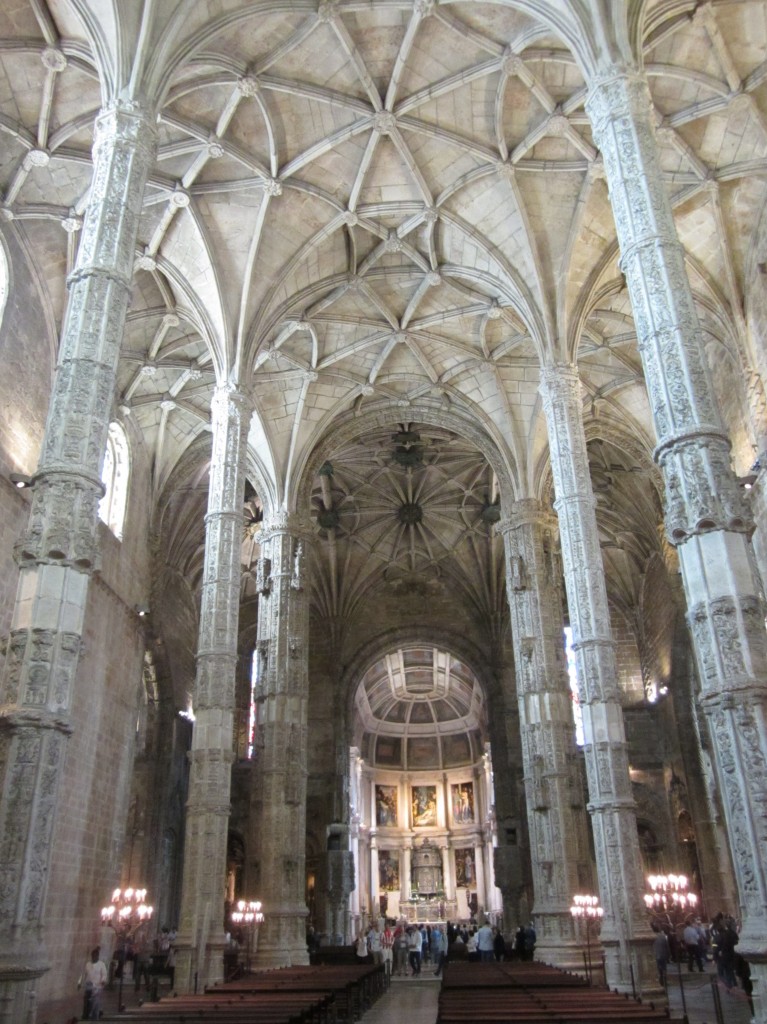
xmin=101 ymin=886 xmax=153 ymax=1012
xmin=644 ymin=873 xmax=698 ymax=915
xmin=570 ymin=894 xmax=603 ymax=983
xmin=135 ymin=604 xmax=150 ymax=618
xmin=9 ymin=473 xmax=31 ymax=488
xmin=230 ymin=898 xmax=264 ymax=971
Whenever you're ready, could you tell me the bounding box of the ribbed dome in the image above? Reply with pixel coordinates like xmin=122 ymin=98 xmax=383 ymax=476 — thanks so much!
xmin=355 ymin=646 xmax=485 ymax=769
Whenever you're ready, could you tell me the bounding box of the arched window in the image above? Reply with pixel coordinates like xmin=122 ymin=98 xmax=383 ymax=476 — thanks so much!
xmin=99 ymin=421 xmax=130 ymax=539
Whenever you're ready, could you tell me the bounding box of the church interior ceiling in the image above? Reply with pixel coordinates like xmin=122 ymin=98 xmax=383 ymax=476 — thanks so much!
xmin=1 ymin=1 xmax=764 ymax=639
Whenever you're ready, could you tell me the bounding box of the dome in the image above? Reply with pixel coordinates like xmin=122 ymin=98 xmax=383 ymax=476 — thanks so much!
xmin=355 ymin=646 xmax=486 ymax=769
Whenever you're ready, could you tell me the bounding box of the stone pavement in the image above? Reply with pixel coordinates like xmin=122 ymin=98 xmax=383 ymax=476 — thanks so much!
xmin=665 ymin=963 xmax=754 ymax=1024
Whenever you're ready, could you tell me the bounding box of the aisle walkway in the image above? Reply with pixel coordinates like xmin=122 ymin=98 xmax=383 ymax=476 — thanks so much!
xmin=361 ymin=970 xmax=440 ymax=1024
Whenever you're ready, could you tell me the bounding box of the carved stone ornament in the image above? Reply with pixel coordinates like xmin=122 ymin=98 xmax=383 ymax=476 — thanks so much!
xmin=317 ymin=1 xmax=338 ymax=23
xmin=263 ymin=177 xmax=283 ymax=197
xmin=255 ymin=557 xmax=272 ymax=594
xmin=41 ymin=46 xmax=68 ymax=72
xmin=385 ymin=231 xmax=403 ymax=253
xmin=373 ymin=111 xmax=397 ymax=134
xmin=237 ymin=75 xmax=260 ymax=97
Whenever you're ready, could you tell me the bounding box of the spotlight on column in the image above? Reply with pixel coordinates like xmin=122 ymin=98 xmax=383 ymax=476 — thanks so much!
xmin=9 ymin=473 xmax=31 ymax=488
xmin=135 ymin=604 xmax=150 ymax=618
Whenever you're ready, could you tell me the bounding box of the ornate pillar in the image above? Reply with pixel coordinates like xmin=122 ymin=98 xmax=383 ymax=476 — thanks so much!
xmin=251 ymin=513 xmax=312 ymax=965
xmin=587 ymin=65 xmax=767 ymax=1015
xmin=497 ymin=500 xmax=591 ymax=967
xmin=440 ymin=844 xmax=453 ymax=900
xmin=370 ymin=835 xmax=380 ymax=920
xmin=174 ymin=386 xmax=251 ymax=991
xmin=540 ymin=365 xmax=656 ymax=993
xmin=402 ymin=845 xmax=412 ymax=902
xmin=473 ymin=837 xmax=487 ymax=913
xmin=0 ymin=101 xmax=156 ymax=1023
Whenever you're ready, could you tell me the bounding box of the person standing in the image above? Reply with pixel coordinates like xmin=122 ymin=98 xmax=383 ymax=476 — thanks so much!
xmin=717 ymin=916 xmax=739 ymax=990
xmin=476 ymin=921 xmax=494 ymax=962
xmin=393 ymin=925 xmax=408 ymax=976
xmin=523 ymin=922 xmax=536 ymax=962
xmin=367 ymin=922 xmax=383 ymax=966
xmin=79 ymin=947 xmax=107 ymax=1021
xmin=652 ymin=926 xmax=670 ymax=987
xmin=133 ymin=932 xmax=152 ymax=992
xmin=683 ymin=919 xmax=705 ymax=972
xmin=432 ymin=926 xmax=447 ymax=976
xmin=355 ymin=930 xmax=370 ymax=962
xmin=380 ymin=922 xmax=394 ymax=977
xmin=407 ymin=926 xmax=422 ymax=975
xmin=493 ymin=927 xmax=506 ymax=962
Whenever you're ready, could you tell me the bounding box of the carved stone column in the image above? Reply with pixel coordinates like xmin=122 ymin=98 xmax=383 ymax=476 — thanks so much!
xmin=497 ymin=500 xmax=590 ymax=967
xmin=250 ymin=513 xmax=312 ymax=965
xmin=174 ymin=386 xmax=251 ymax=992
xmin=370 ymin=836 xmax=380 ymax=920
xmin=587 ymin=65 xmax=767 ymax=1013
xmin=0 ymin=101 xmax=156 ymax=1024
xmin=473 ymin=837 xmax=487 ymax=912
xmin=402 ymin=845 xmax=412 ymax=901
xmin=440 ymin=844 xmax=453 ymax=900
xmin=540 ymin=365 xmax=656 ymax=994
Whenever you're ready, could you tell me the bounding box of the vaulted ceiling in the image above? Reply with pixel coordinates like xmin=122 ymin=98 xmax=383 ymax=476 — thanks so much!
xmin=1 ymin=0 xmax=764 ymax=635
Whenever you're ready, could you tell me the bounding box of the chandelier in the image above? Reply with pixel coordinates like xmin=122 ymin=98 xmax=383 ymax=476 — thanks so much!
xmin=643 ymin=874 xmax=698 ymax=914
xmin=230 ymin=898 xmax=264 ymax=972
xmin=570 ymin=894 xmax=603 ymax=921
xmin=100 ymin=887 xmax=153 ymax=1012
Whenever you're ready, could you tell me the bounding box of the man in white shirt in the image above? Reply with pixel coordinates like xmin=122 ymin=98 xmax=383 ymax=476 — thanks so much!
xmin=407 ymin=926 xmax=422 ymax=975
xmin=80 ymin=947 xmax=108 ymax=1020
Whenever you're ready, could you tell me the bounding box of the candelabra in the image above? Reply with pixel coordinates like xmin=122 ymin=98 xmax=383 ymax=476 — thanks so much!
xmin=101 ymin=887 xmax=153 ymax=1012
xmin=570 ymin=894 xmax=603 ymax=984
xmin=230 ymin=899 xmax=264 ymax=972
xmin=644 ymin=874 xmax=697 ymax=930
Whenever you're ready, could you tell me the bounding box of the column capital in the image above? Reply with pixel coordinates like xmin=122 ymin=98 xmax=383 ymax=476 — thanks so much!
xmin=210 ymin=382 xmax=253 ymax=417
xmin=257 ymin=511 xmax=314 ymax=543
xmin=497 ymin=498 xmax=558 ymax=536
xmin=539 ymin=361 xmax=580 ymax=403
xmin=93 ymin=98 xmax=157 ymax=156
xmin=584 ymin=63 xmax=648 ymax=133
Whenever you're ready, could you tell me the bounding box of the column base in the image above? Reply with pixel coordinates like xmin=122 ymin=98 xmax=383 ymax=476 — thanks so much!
xmin=0 ymin=958 xmax=48 ymax=1024
xmin=602 ymin=935 xmax=663 ymax=1002
xmin=255 ymin=909 xmax=309 ymax=968
xmin=172 ymin=939 xmax=225 ymax=995
xmin=535 ymin=939 xmax=597 ymax=975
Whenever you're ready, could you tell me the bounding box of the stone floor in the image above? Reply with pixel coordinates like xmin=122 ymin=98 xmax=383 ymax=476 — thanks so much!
xmin=665 ymin=963 xmax=754 ymax=1024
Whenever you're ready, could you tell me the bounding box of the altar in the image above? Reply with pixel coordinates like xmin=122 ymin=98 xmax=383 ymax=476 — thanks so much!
xmin=400 ymin=897 xmax=458 ymax=924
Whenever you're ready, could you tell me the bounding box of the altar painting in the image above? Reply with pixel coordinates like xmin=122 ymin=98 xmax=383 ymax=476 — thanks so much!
xmin=451 ymin=782 xmax=474 ymax=823
xmin=454 ymin=847 xmax=476 ymax=888
xmin=376 ymin=785 xmax=398 ymax=827
xmin=379 ymin=849 xmax=400 ymax=890
xmin=411 ymin=785 xmax=437 ymax=827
